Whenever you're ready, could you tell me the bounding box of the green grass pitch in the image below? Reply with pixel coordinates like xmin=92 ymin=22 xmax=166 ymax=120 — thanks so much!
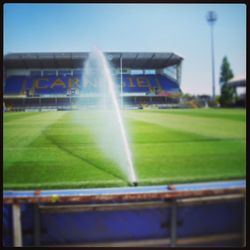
xmin=3 ymin=108 xmax=246 ymax=190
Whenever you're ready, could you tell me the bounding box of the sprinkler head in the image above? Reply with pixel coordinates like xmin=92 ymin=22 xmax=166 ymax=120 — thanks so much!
xmin=128 ymin=181 xmax=138 ymax=187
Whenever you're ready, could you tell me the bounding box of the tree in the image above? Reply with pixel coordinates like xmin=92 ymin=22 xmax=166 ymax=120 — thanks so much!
xmin=220 ymin=84 xmax=235 ymax=106
xmin=219 ymin=56 xmax=234 ymax=85
xmin=219 ymin=56 xmax=235 ymax=106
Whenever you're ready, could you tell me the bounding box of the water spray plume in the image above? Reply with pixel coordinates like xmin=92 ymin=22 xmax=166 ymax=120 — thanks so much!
xmin=82 ymin=48 xmax=137 ymax=185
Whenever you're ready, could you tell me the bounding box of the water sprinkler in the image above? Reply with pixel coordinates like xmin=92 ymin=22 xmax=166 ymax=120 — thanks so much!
xmin=85 ymin=49 xmax=137 ymax=186
xmin=128 ymin=181 xmax=138 ymax=187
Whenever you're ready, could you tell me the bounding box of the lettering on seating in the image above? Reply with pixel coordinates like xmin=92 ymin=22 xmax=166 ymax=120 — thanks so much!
xmin=33 ymin=78 xmax=49 ymax=89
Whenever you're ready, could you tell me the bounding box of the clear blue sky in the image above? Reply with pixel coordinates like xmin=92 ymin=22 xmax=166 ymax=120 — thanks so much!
xmin=4 ymin=3 xmax=246 ymax=95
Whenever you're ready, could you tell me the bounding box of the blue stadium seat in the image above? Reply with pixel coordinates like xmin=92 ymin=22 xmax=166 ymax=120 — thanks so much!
xmin=4 ymin=74 xmax=181 ymax=96
xmin=4 ymin=76 xmax=27 ymax=95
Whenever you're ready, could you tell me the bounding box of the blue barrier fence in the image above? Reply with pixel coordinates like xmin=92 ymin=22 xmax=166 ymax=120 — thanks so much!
xmin=3 ymin=180 xmax=245 ymax=247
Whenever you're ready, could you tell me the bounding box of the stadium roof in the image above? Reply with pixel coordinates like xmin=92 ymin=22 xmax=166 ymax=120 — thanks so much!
xmin=227 ymin=76 xmax=246 ymax=87
xmin=4 ymin=52 xmax=183 ymax=69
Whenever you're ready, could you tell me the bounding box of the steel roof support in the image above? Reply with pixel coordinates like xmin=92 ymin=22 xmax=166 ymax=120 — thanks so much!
xmin=120 ymin=55 xmax=123 ymax=108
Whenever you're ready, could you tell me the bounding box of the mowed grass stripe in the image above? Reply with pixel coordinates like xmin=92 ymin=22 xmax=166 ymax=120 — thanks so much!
xmin=144 ymin=108 xmax=246 ymax=122
xmin=125 ymin=109 xmax=245 ymax=139
xmin=4 ymin=111 xmax=128 ymax=189
xmin=3 ymin=111 xmax=50 ymax=123
xmin=126 ymin=120 xmax=222 ymax=144
xmin=3 ymin=109 xmax=246 ymax=190
xmin=125 ymin=115 xmax=245 ymax=185
xmin=134 ymin=140 xmax=245 ymax=185
xmin=3 ymin=112 xmax=67 ymax=171
xmin=3 ymin=111 xmax=66 ymax=147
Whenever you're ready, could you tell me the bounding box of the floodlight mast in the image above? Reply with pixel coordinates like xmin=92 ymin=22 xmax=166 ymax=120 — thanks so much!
xmin=207 ymin=11 xmax=217 ymax=100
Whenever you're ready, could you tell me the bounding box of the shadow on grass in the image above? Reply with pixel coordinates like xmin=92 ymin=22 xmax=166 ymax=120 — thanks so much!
xmin=45 ymin=133 xmax=128 ymax=184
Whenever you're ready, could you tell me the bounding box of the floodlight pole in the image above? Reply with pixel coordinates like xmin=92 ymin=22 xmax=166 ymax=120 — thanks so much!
xmin=207 ymin=11 xmax=217 ymax=100
xmin=120 ymin=55 xmax=123 ymax=108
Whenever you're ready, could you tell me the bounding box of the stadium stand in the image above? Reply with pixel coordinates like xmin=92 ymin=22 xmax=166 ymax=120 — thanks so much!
xmin=3 ymin=52 xmax=183 ymax=110
xmin=4 ymin=74 xmax=181 ymax=96
xmin=4 ymin=76 xmax=27 ymax=95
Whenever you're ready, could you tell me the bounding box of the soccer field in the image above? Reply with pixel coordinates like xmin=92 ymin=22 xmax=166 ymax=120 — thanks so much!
xmin=3 ymin=108 xmax=246 ymax=190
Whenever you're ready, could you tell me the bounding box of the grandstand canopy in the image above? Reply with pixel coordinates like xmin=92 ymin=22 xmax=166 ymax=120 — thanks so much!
xmin=227 ymin=77 xmax=246 ymax=88
xmin=4 ymin=52 xmax=183 ymax=69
